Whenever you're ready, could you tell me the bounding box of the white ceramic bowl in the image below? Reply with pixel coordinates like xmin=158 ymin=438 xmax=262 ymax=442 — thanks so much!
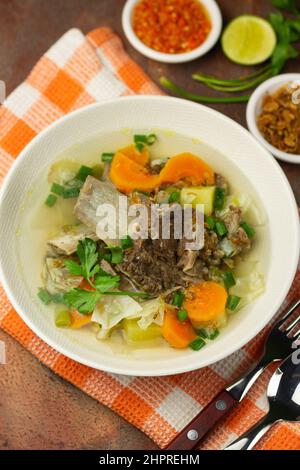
xmin=246 ymin=74 xmax=300 ymax=164
xmin=0 ymin=96 xmax=299 ymax=376
xmin=122 ymin=0 xmax=222 ymax=63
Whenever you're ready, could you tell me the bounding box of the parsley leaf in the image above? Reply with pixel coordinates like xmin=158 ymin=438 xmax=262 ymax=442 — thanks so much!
xmin=94 ymin=275 xmax=120 ymax=293
xmin=64 ymin=289 xmax=102 ymax=314
xmin=65 ymin=238 xmax=100 ymax=282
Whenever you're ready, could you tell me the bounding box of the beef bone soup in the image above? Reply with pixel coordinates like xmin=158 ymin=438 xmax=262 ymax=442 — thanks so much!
xmin=32 ymin=131 xmax=265 ymax=351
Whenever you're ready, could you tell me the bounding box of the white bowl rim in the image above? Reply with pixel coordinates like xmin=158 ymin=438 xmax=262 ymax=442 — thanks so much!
xmin=0 ymin=95 xmax=299 ymax=376
xmin=246 ymin=73 xmax=300 ymax=164
xmin=122 ymin=0 xmax=222 ymax=63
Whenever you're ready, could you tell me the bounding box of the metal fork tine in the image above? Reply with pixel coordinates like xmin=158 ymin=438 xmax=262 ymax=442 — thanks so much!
xmin=277 ymin=299 xmax=300 ymax=328
xmin=285 ymin=314 xmax=300 ymax=332
xmin=292 ymin=328 xmax=300 ymax=339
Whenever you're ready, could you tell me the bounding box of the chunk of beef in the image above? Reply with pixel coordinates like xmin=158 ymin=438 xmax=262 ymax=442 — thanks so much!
xmin=47 ymin=224 xmax=98 ymax=256
xmin=223 ymin=205 xmax=242 ymax=235
xmin=118 ymin=236 xmax=184 ymax=295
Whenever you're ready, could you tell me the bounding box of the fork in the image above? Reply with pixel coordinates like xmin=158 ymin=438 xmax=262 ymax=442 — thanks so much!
xmin=166 ymin=298 xmax=300 ymax=450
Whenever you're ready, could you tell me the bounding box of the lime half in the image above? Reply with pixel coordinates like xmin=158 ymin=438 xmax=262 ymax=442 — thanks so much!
xmin=221 ymin=15 xmax=276 ymax=65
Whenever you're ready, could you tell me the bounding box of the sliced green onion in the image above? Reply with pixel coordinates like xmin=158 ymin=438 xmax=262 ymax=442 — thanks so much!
xmin=146 ymin=134 xmax=157 ymax=145
xmin=63 ymin=187 xmax=80 ymax=199
xmin=223 ymin=271 xmax=236 ymax=290
xmin=135 ymin=142 xmax=145 ymax=152
xmin=172 ymin=291 xmax=185 ymax=308
xmin=168 ymin=190 xmax=181 ymax=203
xmin=121 ymin=235 xmax=134 ymax=250
xmin=92 ymin=164 xmax=104 ymax=180
xmin=226 ymin=295 xmax=241 ymax=311
xmin=240 ymin=222 xmax=255 ymax=239
xmin=75 ymin=165 xmax=93 ymax=182
xmin=197 ymin=328 xmax=219 ymax=340
xmin=37 ymin=288 xmax=52 ymax=305
xmin=109 ymin=246 xmax=124 ymax=264
xmin=55 ymin=310 xmax=72 ymax=327
xmin=132 ymin=189 xmax=151 ymax=196
xmin=189 ymin=337 xmax=206 ymax=351
xmin=101 ymin=152 xmax=115 ymax=163
xmin=177 ymin=309 xmax=188 ymax=322
xmin=51 ymin=293 xmax=66 ymax=304
xmin=134 ymin=134 xmax=148 ymax=144
xmin=45 ymin=194 xmax=57 ymax=207
xmin=206 ymin=215 xmax=216 ymax=230
xmin=214 ymin=187 xmax=226 ymax=210
xmin=51 ymin=183 xmax=65 ymax=196
xmin=160 ymin=77 xmax=251 ymax=104
xmin=134 ymin=134 xmax=157 ymax=146
xmin=215 ymin=220 xmax=228 ymax=237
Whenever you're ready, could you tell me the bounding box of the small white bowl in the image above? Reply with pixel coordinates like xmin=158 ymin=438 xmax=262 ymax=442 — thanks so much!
xmin=246 ymin=74 xmax=300 ymax=164
xmin=122 ymin=0 xmax=222 ymax=63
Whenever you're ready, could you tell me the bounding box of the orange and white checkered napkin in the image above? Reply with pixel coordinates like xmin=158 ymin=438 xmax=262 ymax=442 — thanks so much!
xmin=0 ymin=27 xmax=299 ymax=450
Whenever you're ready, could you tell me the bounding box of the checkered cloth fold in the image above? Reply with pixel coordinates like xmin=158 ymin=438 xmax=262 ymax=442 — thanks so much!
xmin=0 ymin=27 xmax=299 ymax=450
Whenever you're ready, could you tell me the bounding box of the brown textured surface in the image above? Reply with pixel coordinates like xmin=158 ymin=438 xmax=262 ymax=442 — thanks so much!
xmin=0 ymin=0 xmax=299 ymax=450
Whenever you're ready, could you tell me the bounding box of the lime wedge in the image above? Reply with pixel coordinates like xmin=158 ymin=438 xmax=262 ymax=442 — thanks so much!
xmin=221 ymin=15 xmax=276 ymax=65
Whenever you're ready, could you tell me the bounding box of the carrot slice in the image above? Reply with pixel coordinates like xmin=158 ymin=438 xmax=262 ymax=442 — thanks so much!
xmin=162 ymin=305 xmax=197 ymax=349
xmin=159 ymin=153 xmax=215 ymax=186
xmin=110 ymin=152 xmax=160 ymax=194
xmin=119 ymin=144 xmax=149 ymax=166
xmin=70 ymin=310 xmax=92 ymax=329
xmin=184 ymin=281 xmax=227 ymax=326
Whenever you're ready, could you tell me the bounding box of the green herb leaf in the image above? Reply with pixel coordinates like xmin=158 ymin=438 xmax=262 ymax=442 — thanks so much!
xmin=64 ymin=288 xmax=101 ymax=314
xmin=94 ymin=275 xmax=120 ymax=293
xmin=109 ymin=246 xmax=124 ymax=264
xmin=38 ymin=288 xmax=52 ymax=304
xmin=76 ymin=238 xmax=100 ymax=280
xmin=64 ymin=259 xmax=84 ymax=276
xmin=38 ymin=288 xmax=66 ymax=305
xmin=121 ymin=235 xmax=134 ymax=250
xmin=270 ymin=0 xmax=298 ymax=13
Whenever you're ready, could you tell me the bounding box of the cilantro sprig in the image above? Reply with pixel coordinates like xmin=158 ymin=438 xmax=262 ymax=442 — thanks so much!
xmin=62 ymin=238 xmax=146 ymax=314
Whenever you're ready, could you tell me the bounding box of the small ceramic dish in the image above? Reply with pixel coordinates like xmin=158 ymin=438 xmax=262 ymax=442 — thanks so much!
xmin=122 ymin=0 xmax=222 ymax=63
xmin=246 ymin=73 xmax=300 ymax=164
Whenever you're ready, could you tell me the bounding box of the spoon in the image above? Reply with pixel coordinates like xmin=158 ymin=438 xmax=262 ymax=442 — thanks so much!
xmin=225 ymin=352 xmax=300 ymax=450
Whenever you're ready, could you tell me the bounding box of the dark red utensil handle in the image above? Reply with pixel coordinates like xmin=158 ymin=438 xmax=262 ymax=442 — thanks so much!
xmin=165 ymin=389 xmax=237 ymax=450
